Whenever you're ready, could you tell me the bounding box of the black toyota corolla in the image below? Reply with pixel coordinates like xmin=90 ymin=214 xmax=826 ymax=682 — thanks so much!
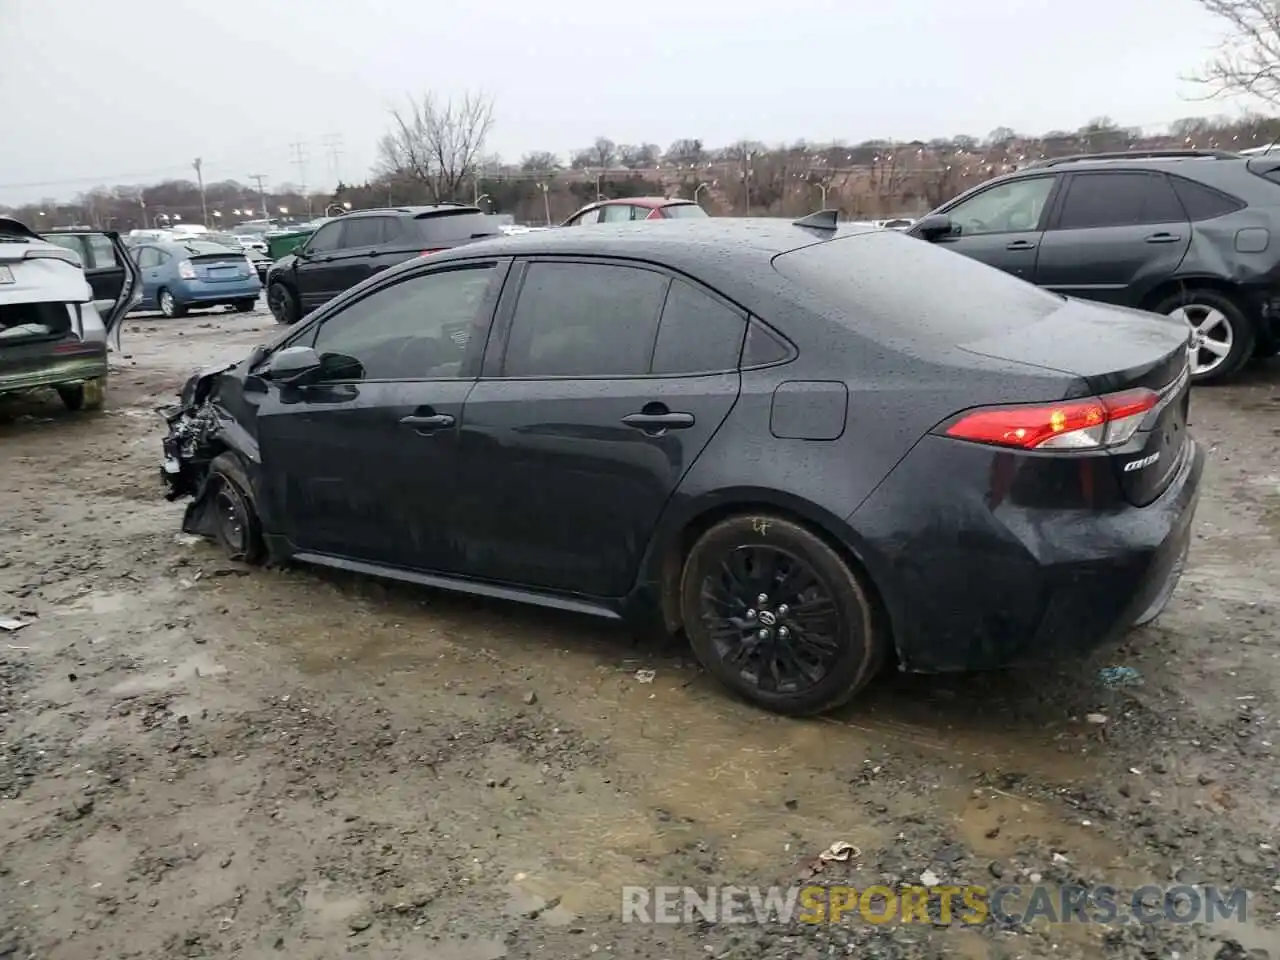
xmin=160 ymin=215 xmax=1202 ymax=716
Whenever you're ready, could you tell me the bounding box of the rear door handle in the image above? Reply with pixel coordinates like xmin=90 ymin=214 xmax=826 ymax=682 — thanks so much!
xmin=400 ymin=413 xmax=455 ymax=431
xmin=622 ymin=412 xmax=695 ymax=430
xmin=1145 ymin=232 xmax=1182 ymax=244
xmin=1005 ymin=240 xmax=1037 ymax=251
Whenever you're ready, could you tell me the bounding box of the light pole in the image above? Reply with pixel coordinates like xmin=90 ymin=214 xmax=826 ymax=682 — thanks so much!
xmin=812 ymin=181 xmax=831 ymax=208
xmin=474 ymin=193 xmax=491 ymax=211
xmin=742 ymin=152 xmax=753 ymax=216
xmin=693 ymin=181 xmax=714 ymax=204
xmin=537 ymin=183 xmax=552 ymax=225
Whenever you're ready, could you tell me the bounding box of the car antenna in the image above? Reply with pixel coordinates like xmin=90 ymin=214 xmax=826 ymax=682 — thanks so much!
xmin=792 ymin=209 xmax=839 ymax=231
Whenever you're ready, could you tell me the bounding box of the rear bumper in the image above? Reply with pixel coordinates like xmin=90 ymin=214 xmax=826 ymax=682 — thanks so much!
xmin=848 ymin=434 xmax=1204 ymax=673
xmin=174 ymin=278 xmax=262 ymax=303
xmin=0 ymin=347 xmax=108 ymax=394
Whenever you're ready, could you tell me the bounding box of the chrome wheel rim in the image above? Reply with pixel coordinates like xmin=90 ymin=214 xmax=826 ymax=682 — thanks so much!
xmin=1170 ymin=304 xmax=1233 ymax=376
xmin=159 ymin=290 xmax=176 ymax=317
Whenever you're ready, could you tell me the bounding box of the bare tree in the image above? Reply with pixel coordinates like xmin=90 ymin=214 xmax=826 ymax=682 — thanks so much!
xmin=377 ymin=91 xmax=495 ymax=203
xmin=521 ymin=151 xmax=560 ymax=172
xmin=591 ymin=137 xmax=617 ymax=168
xmin=1189 ymin=0 xmax=1280 ymax=106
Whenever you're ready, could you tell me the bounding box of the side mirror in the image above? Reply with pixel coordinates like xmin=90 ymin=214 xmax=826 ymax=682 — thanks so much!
xmin=262 ymin=345 xmax=321 ymax=383
xmin=913 ymin=214 xmax=955 ymax=241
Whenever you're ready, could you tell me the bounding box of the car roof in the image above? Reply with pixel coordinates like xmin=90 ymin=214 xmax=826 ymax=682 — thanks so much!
xmin=587 ymin=196 xmax=691 ymax=209
xmin=428 ymin=217 xmax=877 ymax=267
xmin=341 ymin=204 xmax=484 ymax=219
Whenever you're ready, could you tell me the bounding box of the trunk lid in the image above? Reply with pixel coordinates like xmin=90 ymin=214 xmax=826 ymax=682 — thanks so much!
xmin=190 ymin=252 xmax=255 ymax=283
xmin=960 ymin=298 xmax=1192 ymax=507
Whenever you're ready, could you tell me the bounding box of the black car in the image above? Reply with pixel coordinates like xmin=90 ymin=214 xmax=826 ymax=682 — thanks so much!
xmin=160 ymin=216 xmax=1201 ymax=716
xmin=265 ymin=204 xmax=501 ymax=325
xmin=909 ymin=149 xmax=1280 ymax=384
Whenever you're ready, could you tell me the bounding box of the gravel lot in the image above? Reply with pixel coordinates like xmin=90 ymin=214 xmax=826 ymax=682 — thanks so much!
xmin=2 ymin=303 xmax=1279 ymax=959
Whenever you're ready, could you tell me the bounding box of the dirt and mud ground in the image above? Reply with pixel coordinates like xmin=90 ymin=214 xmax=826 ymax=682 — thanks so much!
xmin=2 ymin=303 xmax=1280 ymax=959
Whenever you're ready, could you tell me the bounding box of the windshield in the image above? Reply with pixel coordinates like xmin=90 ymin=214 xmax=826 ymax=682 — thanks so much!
xmin=664 ymin=203 xmax=708 ymax=219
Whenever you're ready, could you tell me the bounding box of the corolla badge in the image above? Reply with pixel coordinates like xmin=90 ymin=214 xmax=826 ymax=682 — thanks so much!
xmin=1123 ymin=452 xmax=1161 ymax=473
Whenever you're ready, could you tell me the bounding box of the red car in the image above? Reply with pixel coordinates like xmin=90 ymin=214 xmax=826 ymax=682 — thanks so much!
xmin=561 ymin=197 xmax=708 ymax=226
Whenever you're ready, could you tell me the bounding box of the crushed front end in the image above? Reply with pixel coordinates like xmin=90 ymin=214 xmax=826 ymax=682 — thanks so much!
xmin=159 ymin=361 xmax=246 ymax=502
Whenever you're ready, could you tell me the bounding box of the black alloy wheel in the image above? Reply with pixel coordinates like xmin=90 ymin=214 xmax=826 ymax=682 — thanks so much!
xmin=680 ymin=514 xmax=885 ymax=715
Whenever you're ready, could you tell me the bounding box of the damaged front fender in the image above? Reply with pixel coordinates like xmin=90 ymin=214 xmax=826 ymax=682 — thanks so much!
xmin=159 ymin=362 xmax=260 ymax=502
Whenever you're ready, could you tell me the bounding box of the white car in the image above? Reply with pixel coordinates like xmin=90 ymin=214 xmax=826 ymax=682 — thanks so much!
xmin=0 ymin=218 xmax=140 ymax=410
xmin=236 ymin=235 xmax=268 ymax=254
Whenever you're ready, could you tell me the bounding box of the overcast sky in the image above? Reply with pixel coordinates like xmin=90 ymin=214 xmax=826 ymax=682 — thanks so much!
xmin=0 ymin=0 xmax=1239 ymax=205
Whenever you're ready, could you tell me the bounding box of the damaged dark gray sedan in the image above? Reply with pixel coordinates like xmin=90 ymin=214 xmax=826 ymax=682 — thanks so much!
xmin=161 ymin=216 xmax=1202 ymax=715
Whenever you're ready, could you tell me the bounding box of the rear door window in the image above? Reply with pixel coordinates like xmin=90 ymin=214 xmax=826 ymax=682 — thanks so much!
xmin=650 ymin=279 xmax=747 ymax=374
xmin=501 ymin=261 xmax=669 ymax=377
xmin=1055 ymin=172 xmax=1187 ymax=229
xmin=600 ymin=205 xmax=632 ymax=223
xmin=137 ymin=247 xmax=162 ymax=269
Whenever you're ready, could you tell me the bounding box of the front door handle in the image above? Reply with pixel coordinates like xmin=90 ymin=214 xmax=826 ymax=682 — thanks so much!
xmin=400 ymin=413 xmax=455 ymax=432
xmin=1006 ymin=240 xmax=1037 ymax=251
xmin=1145 ymin=232 xmax=1182 ymax=244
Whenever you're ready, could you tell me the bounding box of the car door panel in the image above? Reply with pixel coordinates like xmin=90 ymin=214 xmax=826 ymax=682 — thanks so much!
xmin=1032 ymin=171 xmax=1192 ymax=305
xmin=453 ymin=258 xmax=747 ymax=598
xmin=294 ymin=222 xmax=347 ymax=311
xmin=455 ymin=373 xmax=739 ymax=596
xmin=921 ymin=174 xmax=1061 ymax=281
xmin=256 ymin=379 xmax=473 ymax=564
xmin=254 ymin=259 xmax=506 ymax=570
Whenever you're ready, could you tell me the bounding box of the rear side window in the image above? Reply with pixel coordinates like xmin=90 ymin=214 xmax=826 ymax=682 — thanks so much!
xmin=1169 ymin=177 xmax=1245 ymax=220
xmin=773 ymin=231 xmax=1062 ymax=342
xmin=650 ymin=279 xmax=746 ymax=374
xmin=415 ymin=212 xmax=500 ymax=245
xmin=137 ymin=247 xmax=162 ymax=269
xmin=502 ymin=262 xmax=669 ymax=377
xmin=1056 ymin=172 xmax=1186 ymax=229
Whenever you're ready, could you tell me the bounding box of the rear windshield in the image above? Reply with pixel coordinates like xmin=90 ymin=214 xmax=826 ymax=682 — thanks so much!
xmin=772 ymin=230 xmax=1062 ymax=341
xmin=414 ymin=212 xmax=502 ymax=244
xmin=664 ymin=203 xmax=708 ymax=219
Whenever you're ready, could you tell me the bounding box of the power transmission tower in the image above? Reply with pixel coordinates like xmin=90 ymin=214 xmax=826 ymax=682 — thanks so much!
xmin=289 ymin=141 xmax=310 ymax=216
xmin=193 ymin=157 xmax=209 ymax=226
xmin=248 ymin=174 xmax=268 ymax=219
xmin=322 ymin=133 xmax=344 ymax=188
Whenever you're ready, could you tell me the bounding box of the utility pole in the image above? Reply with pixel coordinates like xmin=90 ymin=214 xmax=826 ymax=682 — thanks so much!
xmin=322 ymin=133 xmax=344 ymax=188
xmin=193 ymin=157 xmax=209 ymax=226
xmin=289 ymin=141 xmax=310 ymax=217
xmin=248 ymin=174 xmax=268 ymax=219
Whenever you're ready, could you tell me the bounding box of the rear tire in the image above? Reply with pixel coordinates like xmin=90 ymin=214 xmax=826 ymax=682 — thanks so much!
xmin=206 ymin=452 xmax=266 ymax=564
xmin=158 ymin=288 xmax=188 ymax=319
xmin=679 ymin=514 xmax=886 ymax=716
xmin=233 ymin=298 xmax=256 ymax=313
xmin=268 ymin=282 xmax=299 ymax=325
xmin=1155 ymin=288 xmax=1254 ymax=384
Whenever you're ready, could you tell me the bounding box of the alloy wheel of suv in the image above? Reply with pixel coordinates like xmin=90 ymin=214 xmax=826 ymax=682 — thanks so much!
xmin=1172 ymin=303 xmax=1233 ymax=377
xmin=1156 ymin=289 xmax=1254 ymax=384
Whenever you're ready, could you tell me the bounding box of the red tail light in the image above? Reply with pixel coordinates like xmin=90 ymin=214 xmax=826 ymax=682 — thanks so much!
xmin=943 ymin=388 xmax=1160 ymax=451
xmin=419 ymin=248 xmax=445 ymax=257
